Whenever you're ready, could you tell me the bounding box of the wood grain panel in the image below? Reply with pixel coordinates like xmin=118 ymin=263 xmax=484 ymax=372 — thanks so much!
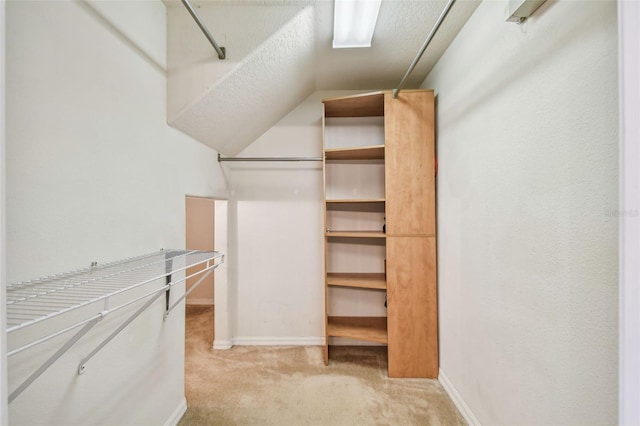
xmin=384 ymin=91 xmax=435 ymax=236
xmin=322 ymin=104 xmax=329 ymax=366
xmin=325 ymin=145 xmax=384 ymax=160
xmin=323 ymin=92 xmax=384 ymax=117
xmin=327 ymin=316 xmax=388 ymax=343
xmin=326 ymin=273 xmax=386 ymax=290
xmin=386 ymin=236 xmax=438 ymax=378
xmin=325 ymin=198 xmax=384 ymax=211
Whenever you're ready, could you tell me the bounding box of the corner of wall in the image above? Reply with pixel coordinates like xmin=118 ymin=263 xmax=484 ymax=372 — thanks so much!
xmin=438 ymin=369 xmax=481 ymax=426
xmin=213 ymin=340 xmax=232 ymax=350
xmin=163 ymin=397 xmax=188 ymax=426
xmin=0 ymin=1 xmax=8 ymax=423
xmin=619 ymin=1 xmax=640 ymax=424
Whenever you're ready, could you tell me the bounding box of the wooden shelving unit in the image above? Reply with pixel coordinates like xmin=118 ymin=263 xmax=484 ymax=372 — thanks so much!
xmin=323 ymin=91 xmax=388 ymax=365
xmin=322 ymin=90 xmax=438 ymax=378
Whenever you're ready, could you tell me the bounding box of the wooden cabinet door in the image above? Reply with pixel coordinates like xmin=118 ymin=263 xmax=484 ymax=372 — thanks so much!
xmin=384 ymin=91 xmax=435 ymax=236
xmin=386 ymin=236 xmax=438 ymax=378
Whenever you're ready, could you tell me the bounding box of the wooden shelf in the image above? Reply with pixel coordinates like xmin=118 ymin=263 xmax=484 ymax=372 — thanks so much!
xmin=325 ymin=145 xmax=384 ymax=161
xmin=327 ymin=316 xmax=388 ymax=344
xmin=326 ymin=199 xmax=385 ymax=213
xmin=325 ymin=231 xmax=386 ymax=238
xmin=327 ymin=273 xmax=386 ymax=290
xmin=326 ymin=198 xmax=385 ymax=204
xmin=323 ymin=92 xmax=384 ymax=117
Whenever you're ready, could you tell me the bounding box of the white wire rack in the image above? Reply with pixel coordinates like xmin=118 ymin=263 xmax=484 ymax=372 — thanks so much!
xmin=6 ymin=249 xmax=224 ymax=403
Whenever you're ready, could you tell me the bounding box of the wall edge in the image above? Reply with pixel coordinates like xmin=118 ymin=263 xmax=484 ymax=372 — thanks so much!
xmin=164 ymin=397 xmax=187 ymax=426
xmin=438 ymin=368 xmax=481 ymax=426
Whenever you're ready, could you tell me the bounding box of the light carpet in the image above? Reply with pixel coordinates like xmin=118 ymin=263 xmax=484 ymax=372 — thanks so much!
xmin=180 ymin=305 xmax=465 ymax=425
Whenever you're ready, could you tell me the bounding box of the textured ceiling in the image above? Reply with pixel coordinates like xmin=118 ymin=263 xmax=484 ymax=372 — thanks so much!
xmin=165 ymin=0 xmax=480 ymax=155
xmin=313 ymin=0 xmax=482 ymax=90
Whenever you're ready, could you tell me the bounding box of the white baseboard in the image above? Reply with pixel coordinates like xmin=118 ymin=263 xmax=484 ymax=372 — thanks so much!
xmin=438 ymin=369 xmax=481 ymax=426
xmin=164 ymin=397 xmax=187 ymax=426
xmin=232 ymin=336 xmax=324 ymax=346
xmin=216 ymin=336 xmax=385 ymax=348
xmin=186 ymin=298 xmax=214 ymax=306
xmin=213 ymin=339 xmax=232 ymax=350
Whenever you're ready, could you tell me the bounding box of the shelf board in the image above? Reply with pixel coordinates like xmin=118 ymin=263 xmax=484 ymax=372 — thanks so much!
xmin=326 ymin=198 xmax=385 ymax=204
xmin=327 ymin=316 xmax=388 ymax=344
xmin=323 ymin=92 xmax=384 ymax=117
xmin=326 ymin=231 xmax=386 ymax=238
xmin=327 ymin=273 xmax=386 ymax=290
xmin=326 ymin=199 xmax=385 ymax=213
xmin=325 ymin=145 xmax=384 ymax=161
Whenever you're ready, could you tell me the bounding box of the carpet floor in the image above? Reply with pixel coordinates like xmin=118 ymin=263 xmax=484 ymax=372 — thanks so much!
xmin=180 ymin=305 xmax=466 ymax=426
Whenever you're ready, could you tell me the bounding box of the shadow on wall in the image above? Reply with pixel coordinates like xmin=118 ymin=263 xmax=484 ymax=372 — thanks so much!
xmin=74 ymin=0 xmax=165 ymax=75
xmin=430 ymin=0 xmax=603 ymax=127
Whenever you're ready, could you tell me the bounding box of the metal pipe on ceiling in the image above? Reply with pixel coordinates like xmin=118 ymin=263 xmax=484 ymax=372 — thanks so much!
xmin=392 ymin=0 xmax=456 ymax=99
xmin=181 ymin=0 xmax=226 ymax=60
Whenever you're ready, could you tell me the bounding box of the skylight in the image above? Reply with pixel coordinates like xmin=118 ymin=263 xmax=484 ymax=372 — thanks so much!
xmin=333 ymin=0 xmax=382 ymax=48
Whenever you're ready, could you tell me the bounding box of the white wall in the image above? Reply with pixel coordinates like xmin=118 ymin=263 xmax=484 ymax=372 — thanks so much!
xmin=225 ymin=91 xmax=363 ymax=344
xmin=213 ymin=199 xmax=231 ymax=349
xmin=225 ymin=91 xmax=324 ymax=344
xmin=421 ymin=0 xmax=618 ymax=424
xmin=185 ymin=196 xmax=215 ymax=305
xmin=1 ymin=1 xmax=8 ymax=423
xmin=619 ymin=1 xmax=640 ymax=424
xmin=6 ymin=1 xmax=226 ymax=424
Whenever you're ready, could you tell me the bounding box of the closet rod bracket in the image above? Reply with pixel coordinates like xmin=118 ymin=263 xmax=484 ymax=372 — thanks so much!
xmin=181 ymin=0 xmax=226 ymax=60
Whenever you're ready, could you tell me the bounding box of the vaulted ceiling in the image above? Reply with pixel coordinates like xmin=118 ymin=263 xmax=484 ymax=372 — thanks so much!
xmin=164 ymin=0 xmax=480 ymax=156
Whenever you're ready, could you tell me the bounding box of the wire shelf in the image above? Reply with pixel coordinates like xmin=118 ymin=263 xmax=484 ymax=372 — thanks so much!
xmin=6 ymin=249 xmax=223 ymax=334
xmin=5 ymin=249 xmax=224 ymax=404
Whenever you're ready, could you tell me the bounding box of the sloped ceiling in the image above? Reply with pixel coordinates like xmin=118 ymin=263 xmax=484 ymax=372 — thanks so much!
xmin=165 ymin=0 xmax=480 ymax=156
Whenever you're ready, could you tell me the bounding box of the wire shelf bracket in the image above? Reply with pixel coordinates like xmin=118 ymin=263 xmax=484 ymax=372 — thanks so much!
xmin=6 ymin=249 xmax=224 ymax=403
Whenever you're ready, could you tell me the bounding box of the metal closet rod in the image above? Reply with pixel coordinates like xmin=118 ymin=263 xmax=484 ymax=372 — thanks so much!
xmin=393 ymin=0 xmax=456 ymax=99
xmin=181 ymin=0 xmax=226 ymax=60
xmin=218 ymin=153 xmax=322 ymax=162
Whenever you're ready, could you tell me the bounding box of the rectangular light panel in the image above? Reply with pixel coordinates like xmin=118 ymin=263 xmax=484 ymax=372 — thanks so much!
xmin=333 ymin=0 xmax=382 ymax=48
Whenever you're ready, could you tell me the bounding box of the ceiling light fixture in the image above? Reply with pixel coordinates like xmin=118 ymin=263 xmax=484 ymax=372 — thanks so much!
xmin=333 ymin=0 xmax=382 ymax=48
